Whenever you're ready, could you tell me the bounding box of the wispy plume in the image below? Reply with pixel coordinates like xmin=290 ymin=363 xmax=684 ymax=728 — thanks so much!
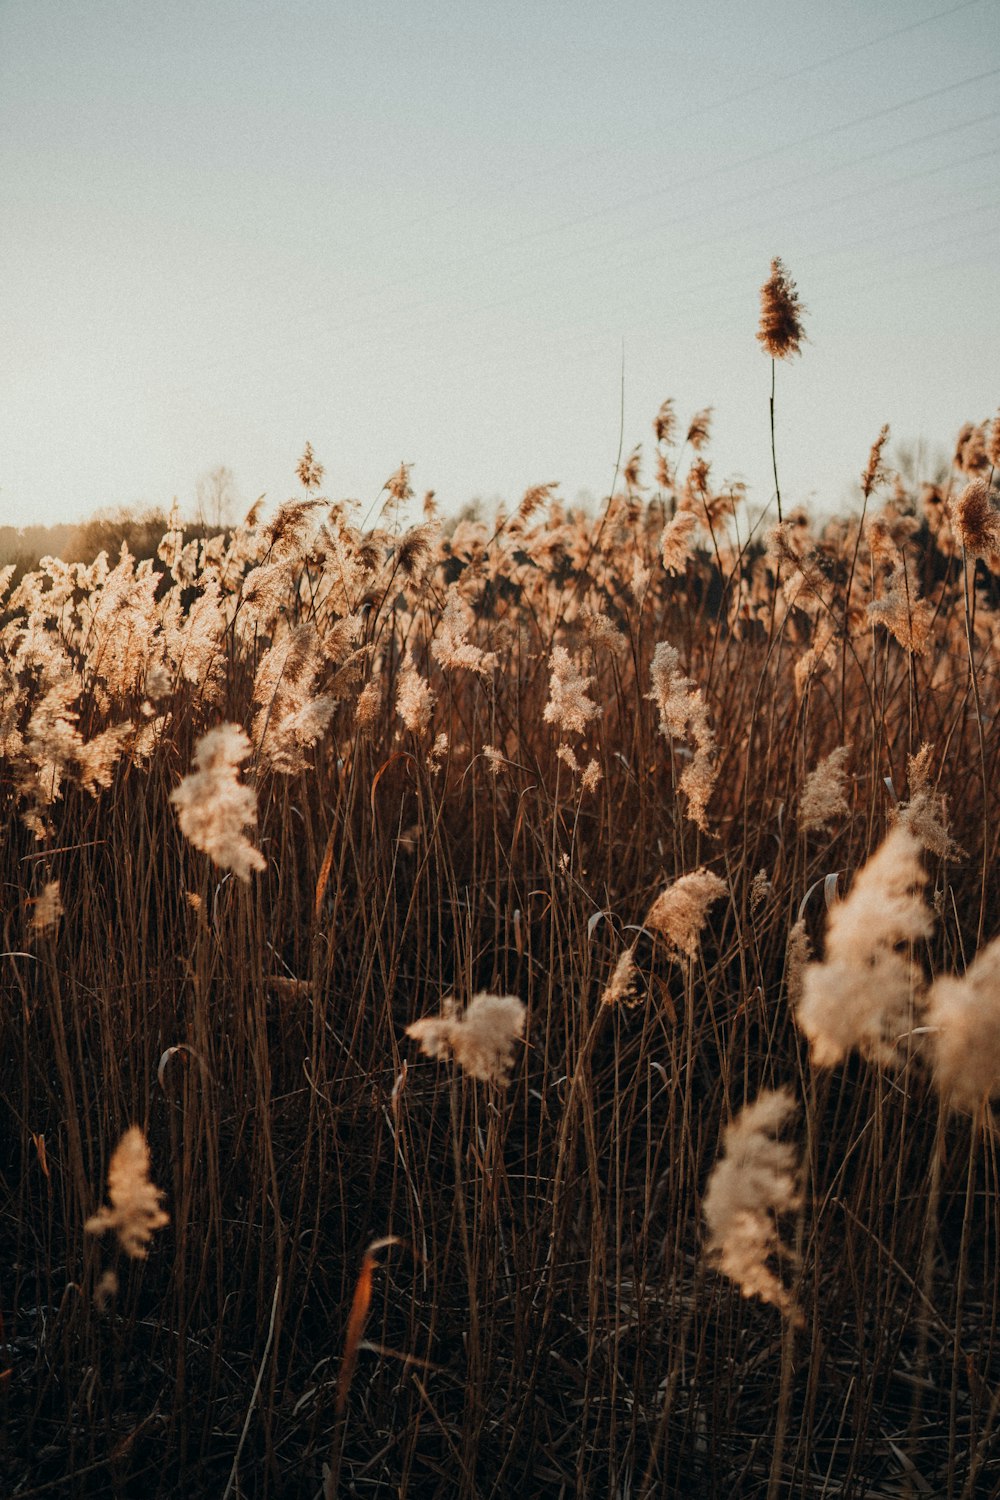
xmin=647 ymin=642 xmax=717 ymax=831
xmin=406 ymin=993 xmax=526 ymax=1085
xmin=797 ymin=827 xmax=932 ymax=1068
xmin=85 ymin=1127 xmax=169 ymax=1260
xmin=544 ymin=647 xmax=601 ymax=737
xmin=893 ymin=744 xmax=961 ymax=861
xmin=645 ymin=868 xmax=727 ymax=959
xmin=926 ymin=937 xmax=1000 ymax=1116
xmin=952 ymin=479 xmax=1000 ymax=559
xmin=757 ymin=257 xmax=806 ymax=360
xmin=170 ymin=724 xmax=266 ymax=882
xmin=799 ymin=745 xmax=851 ymax=833
xmin=601 ymin=947 xmax=640 ymax=1007
xmin=30 ymin=880 xmax=64 ymax=936
xmin=703 ymin=1089 xmax=803 ymax=1323
xmin=396 ymin=656 xmax=434 ymax=737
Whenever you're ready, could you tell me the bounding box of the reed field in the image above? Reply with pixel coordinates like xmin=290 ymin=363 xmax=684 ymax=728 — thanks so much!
xmin=3 ymin=269 xmax=1000 ymax=1497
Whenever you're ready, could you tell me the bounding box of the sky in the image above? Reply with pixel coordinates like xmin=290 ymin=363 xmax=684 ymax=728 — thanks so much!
xmin=1 ymin=0 xmax=998 ymax=529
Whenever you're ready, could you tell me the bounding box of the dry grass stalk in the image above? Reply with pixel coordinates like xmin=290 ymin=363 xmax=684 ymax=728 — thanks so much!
xmin=335 ymin=1236 xmax=402 ymax=1415
xmin=4 ymin=387 xmax=1000 ymax=1494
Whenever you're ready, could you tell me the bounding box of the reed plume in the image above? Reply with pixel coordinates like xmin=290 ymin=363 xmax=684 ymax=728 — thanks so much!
xmin=170 ymin=724 xmax=266 ymax=882
xmin=703 ymin=1089 xmax=803 ymax=1323
xmin=757 ymin=257 xmax=806 ymax=523
xmin=926 ymin=937 xmax=1000 ymax=1117
xmin=894 ymin=744 xmax=960 ymax=861
xmin=85 ymin=1127 xmax=169 ymax=1260
xmin=406 ymin=993 xmax=526 ymax=1085
xmin=645 ymin=868 xmax=727 ymax=958
xmin=756 ymin=258 xmax=806 ymax=360
xmin=797 ymin=827 xmax=932 ymax=1067
xmin=296 ymin=441 xmax=325 ymax=491
xmin=953 ymin=479 xmax=1000 ymax=559
xmin=799 ymin=745 xmax=851 ymax=833
xmin=30 ymin=879 xmax=63 ymax=936
xmin=601 ymin=947 xmax=640 ymax=1007
xmin=544 ymin=647 xmax=600 ymax=736
xmin=647 ymin=642 xmax=717 ymax=831
xmin=396 ymin=656 xmax=434 ymax=737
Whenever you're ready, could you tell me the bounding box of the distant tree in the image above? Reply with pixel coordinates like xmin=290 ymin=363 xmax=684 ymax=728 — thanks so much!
xmin=892 ymin=439 xmax=950 ymax=496
xmin=65 ymin=506 xmax=171 ymax=565
xmin=0 ymin=523 xmax=75 ymax=569
xmin=195 ymin=466 xmax=239 ymax=532
xmin=0 ymin=522 xmax=76 ymax=591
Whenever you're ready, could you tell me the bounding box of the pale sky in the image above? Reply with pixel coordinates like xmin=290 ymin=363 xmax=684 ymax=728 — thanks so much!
xmin=2 ymin=0 xmax=998 ymax=528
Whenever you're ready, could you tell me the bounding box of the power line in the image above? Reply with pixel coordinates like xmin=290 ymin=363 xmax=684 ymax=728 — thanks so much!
xmin=154 ymin=89 xmax=1000 ymax=397
xmin=174 ymin=195 xmax=1000 ymax=432
xmin=185 ymin=0 xmax=993 ymax=313
xmin=156 ymin=125 xmax=1000 ymax=400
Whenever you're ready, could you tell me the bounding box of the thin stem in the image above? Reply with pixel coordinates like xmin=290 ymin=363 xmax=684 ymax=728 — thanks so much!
xmin=960 ymin=545 xmax=989 ymax=947
xmin=770 ymin=358 xmax=783 ymax=524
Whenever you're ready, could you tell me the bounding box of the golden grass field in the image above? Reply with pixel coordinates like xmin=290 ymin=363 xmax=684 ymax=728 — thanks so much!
xmin=3 ymin=275 xmax=1000 ymax=1495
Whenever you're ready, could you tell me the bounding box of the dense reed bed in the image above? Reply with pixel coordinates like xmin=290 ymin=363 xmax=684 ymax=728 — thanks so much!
xmin=2 ymin=389 xmax=1000 ymax=1496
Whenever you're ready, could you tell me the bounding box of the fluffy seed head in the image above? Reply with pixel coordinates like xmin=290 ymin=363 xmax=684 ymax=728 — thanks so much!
xmin=703 ymin=1089 xmax=803 ymax=1323
xmin=797 ymin=827 xmax=932 ymax=1068
xmin=660 ymin=509 xmax=698 ymax=574
xmin=926 ymin=937 xmax=1000 ymax=1116
xmin=601 ymin=947 xmax=640 ymax=1008
xmin=757 ymin=257 xmax=806 ymax=360
xmin=861 ymin=424 xmax=891 ymax=498
xmin=544 ymin=647 xmax=601 ymax=737
xmin=653 ymin=398 xmax=677 ymax=447
xmin=647 ymin=642 xmax=717 ymax=831
xmin=952 ymin=479 xmax=1000 ymax=559
xmin=169 ymin=724 xmax=266 ymax=883
xmin=645 ymin=869 xmax=727 ymax=959
xmin=396 ymin=658 xmax=434 ymax=737
xmin=799 ymin=746 xmax=851 ymax=834
xmin=954 ymin=422 xmax=988 ymax=476
xmin=685 ymin=408 xmax=713 ymax=452
xmin=85 ymin=1127 xmax=169 ymax=1260
xmin=893 ymin=744 xmax=961 ymax=861
xmin=406 ymin=993 xmax=526 ymax=1085
xmin=296 ymin=442 xmax=325 ymax=491
xmin=987 ymin=409 xmax=1000 ymax=469
xmin=31 ymin=880 xmax=64 ymax=936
